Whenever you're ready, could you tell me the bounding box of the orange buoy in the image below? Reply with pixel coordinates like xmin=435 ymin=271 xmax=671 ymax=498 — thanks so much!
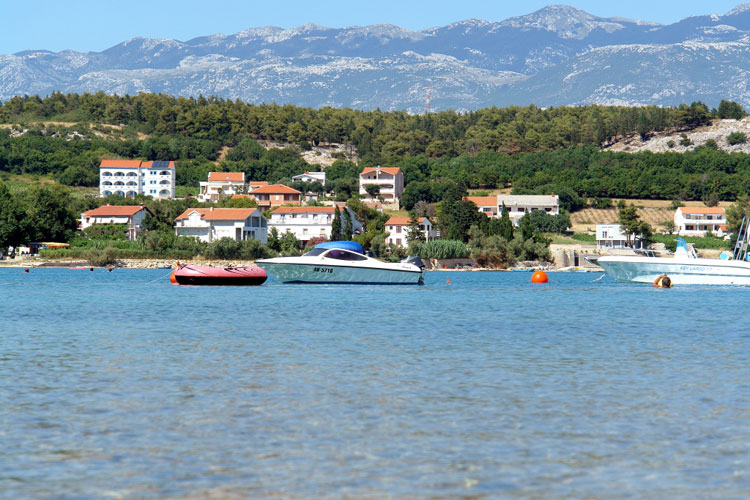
xmin=531 ymin=270 xmax=548 ymax=283
xmin=169 ymin=269 xmax=178 ymax=284
xmin=446 ymin=279 xmax=451 ymax=283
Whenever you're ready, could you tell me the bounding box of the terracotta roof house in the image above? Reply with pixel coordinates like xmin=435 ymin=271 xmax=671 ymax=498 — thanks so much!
xmin=198 ymin=171 xmax=247 ymax=202
xmin=174 ymin=207 xmax=267 ymax=243
xmin=80 ymin=204 xmax=153 ymax=240
xmin=268 ymin=206 xmax=362 ymax=242
xmin=246 ymin=184 xmax=302 ymax=210
xmin=359 ymin=166 xmax=404 ymax=206
xmin=674 ymin=207 xmax=726 ymax=237
xmin=384 ymin=216 xmax=437 ymax=248
xmin=99 ymin=160 xmax=176 ymax=199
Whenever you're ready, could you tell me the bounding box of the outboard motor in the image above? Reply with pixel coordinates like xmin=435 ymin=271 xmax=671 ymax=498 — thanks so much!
xmin=401 ymin=255 xmax=425 ymax=269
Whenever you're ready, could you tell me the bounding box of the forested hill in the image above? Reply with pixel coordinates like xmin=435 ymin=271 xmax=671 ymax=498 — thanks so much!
xmin=2 ymin=93 xmax=750 ymax=205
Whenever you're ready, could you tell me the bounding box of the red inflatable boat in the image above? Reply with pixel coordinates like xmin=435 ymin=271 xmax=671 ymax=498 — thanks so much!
xmin=170 ymin=264 xmax=267 ymax=286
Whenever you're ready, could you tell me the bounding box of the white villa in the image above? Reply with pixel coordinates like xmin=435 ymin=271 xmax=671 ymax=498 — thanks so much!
xmin=292 ymin=171 xmax=326 ymax=184
xmin=385 ymin=217 xmax=438 ymax=248
xmin=198 ymin=172 xmax=246 ymax=202
xmin=674 ymin=207 xmax=726 ymax=237
xmin=496 ymin=194 xmax=560 ymax=224
xmin=359 ymin=167 xmax=404 ymax=205
xmin=268 ymin=206 xmax=362 ymax=243
xmin=174 ymin=208 xmax=268 ymax=243
xmin=99 ymin=160 xmax=176 ymax=199
xmin=80 ymin=204 xmax=152 ymax=241
xmin=596 ymin=223 xmax=645 ymax=250
xmin=466 ymin=196 xmax=500 ymax=217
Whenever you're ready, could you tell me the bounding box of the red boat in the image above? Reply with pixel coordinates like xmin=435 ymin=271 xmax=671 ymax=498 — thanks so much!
xmin=170 ymin=264 xmax=267 ymax=286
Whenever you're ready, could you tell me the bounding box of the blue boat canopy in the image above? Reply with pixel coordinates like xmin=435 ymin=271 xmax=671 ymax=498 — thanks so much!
xmin=315 ymin=240 xmax=364 ymax=254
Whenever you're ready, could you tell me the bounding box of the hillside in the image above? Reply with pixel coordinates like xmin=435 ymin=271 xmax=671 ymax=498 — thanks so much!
xmin=607 ymin=118 xmax=750 ymax=153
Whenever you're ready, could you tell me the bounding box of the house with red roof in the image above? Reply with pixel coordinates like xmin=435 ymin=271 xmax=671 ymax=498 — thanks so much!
xmin=385 ymin=216 xmax=437 ymax=248
xmin=80 ymin=204 xmax=153 ymax=240
xmin=359 ymin=166 xmax=404 ymax=206
xmin=466 ymin=196 xmax=499 ymax=217
xmin=174 ymin=207 xmax=267 ymax=243
xmin=268 ymin=206 xmax=362 ymax=243
xmin=245 ymin=184 xmax=302 ymax=210
xmin=674 ymin=207 xmax=727 ymax=237
xmin=198 ymin=172 xmax=246 ymax=202
xmin=99 ymin=160 xmax=176 ymax=199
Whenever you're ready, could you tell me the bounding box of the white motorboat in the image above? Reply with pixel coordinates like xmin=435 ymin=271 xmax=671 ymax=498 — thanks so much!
xmin=596 ymin=237 xmax=750 ymax=285
xmin=256 ymin=241 xmax=424 ymax=285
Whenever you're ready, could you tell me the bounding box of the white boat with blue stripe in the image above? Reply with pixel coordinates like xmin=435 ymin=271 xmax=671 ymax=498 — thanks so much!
xmin=597 ymin=234 xmax=750 ymax=285
xmin=256 ymin=241 xmax=425 ymax=285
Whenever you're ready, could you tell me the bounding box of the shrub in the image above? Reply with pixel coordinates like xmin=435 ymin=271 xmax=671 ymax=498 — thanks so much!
xmin=727 ymin=131 xmax=747 ymax=145
xmin=85 ymin=245 xmax=118 ymax=266
xmin=680 ymin=133 xmax=692 ymax=147
xmin=592 ymin=197 xmax=612 ymax=209
xmin=667 ymin=140 xmax=675 ymax=148
xmin=418 ymin=239 xmax=469 ymax=259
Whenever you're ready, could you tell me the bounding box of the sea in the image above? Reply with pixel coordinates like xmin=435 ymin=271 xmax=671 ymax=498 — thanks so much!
xmin=1 ymin=268 xmax=748 ymax=499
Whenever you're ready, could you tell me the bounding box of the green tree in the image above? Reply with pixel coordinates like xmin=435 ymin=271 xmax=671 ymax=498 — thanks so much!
xmin=405 ymin=213 xmax=425 ymax=244
xmin=25 ymin=185 xmax=77 ymax=242
xmin=499 ymin=203 xmax=513 ymax=241
xmin=364 ymin=183 xmax=381 ymax=200
xmin=0 ymin=181 xmax=27 ymax=255
xmin=617 ymin=204 xmax=652 ymax=247
xmin=331 ymin=206 xmax=342 ymax=241
xmin=342 ymin=208 xmax=353 ymax=240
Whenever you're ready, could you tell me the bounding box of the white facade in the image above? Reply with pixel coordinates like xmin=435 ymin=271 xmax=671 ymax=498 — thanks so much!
xmin=596 ymin=223 xmax=646 ymax=249
xmin=385 ymin=217 xmax=438 ymax=248
xmin=359 ymin=167 xmax=404 ymax=204
xmin=496 ymin=194 xmax=560 ymax=225
xmin=674 ymin=207 xmax=726 ymax=236
xmin=174 ymin=208 xmax=267 ymax=243
xmin=198 ymin=172 xmax=246 ymax=202
xmin=99 ymin=160 xmax=176 ymax=199
xmin=268 ymin=207 xmax=362 ymax=242
xmin=80 ymin=205 xmax=152 ymax=241
xmin=292 ymin=171 xmax=326 ymax=184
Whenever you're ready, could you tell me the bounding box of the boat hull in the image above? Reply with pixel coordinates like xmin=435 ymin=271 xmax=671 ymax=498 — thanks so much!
xmin=172 ymin=265 xmax=267 ymax=286
xmin=597 ymin=256 xmax=750 ymax=285
xmin=257 ymin=261 xmax=423 ymax=285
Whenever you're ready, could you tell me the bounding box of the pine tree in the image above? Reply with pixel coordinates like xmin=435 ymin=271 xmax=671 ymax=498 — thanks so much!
xmin=342 ymin=208 xmax=353 ymax=240
xmin=331 ymin=206 xmax=342 ymax=241
xmin=500 ymin=202 xmax=513 ymax=241
xmin=406 ymin=212 xmax=425 ymax=244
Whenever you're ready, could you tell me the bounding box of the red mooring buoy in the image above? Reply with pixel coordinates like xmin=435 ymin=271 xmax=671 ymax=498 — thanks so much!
xmin=531 ymin=270 xmax=549 ymax=283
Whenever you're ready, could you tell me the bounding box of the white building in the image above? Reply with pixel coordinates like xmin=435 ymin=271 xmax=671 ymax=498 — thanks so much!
xmin=359 ymin=167 xmax=404 ymax=204
xmin=674 ymin=207 xmax=726 ymax=236
xmin=495 ymin=194 xmax=560 ymax=225
xmin=268 ymin=206 xmax=362 ymax=243
xmin=80 ymin=204 xmax=152 ymax=241
xmin=99 ymin=160 xmax=176 ymax=199
xmin=596 ymin=223 xmax=640 ymax=249
xmin=466 ymin=196 xmax=500 ymax=217
xmin=174 ymin=208 xmax=267 ymax=243
xmin=385 ymin=217 xmax=438 ymax=248
xmin=292 ymin=171 xmax=326 ymax=184
xmin=198 ymin=172 xmax=246 ymax=202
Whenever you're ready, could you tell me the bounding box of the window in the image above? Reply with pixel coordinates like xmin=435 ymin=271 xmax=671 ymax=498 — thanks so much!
xmin=396 ymin=226 xmax=401 ymax=233
xmin=396 ymin=238 xmax=402 ymax=245
xmin=325 ymin=249 xmax=366 ymax=261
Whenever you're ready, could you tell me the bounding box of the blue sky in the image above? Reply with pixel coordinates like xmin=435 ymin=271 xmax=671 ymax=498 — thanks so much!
xmin=2 ymin=0 xmax=747 ymax=54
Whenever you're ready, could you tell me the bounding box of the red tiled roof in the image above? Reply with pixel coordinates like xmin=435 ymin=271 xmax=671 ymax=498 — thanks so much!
xmin=679 ymin=207 xmax=725 ymax=215
xmin=361 ymin=167 xmax=400 ymax=176
xmin=466 ymin=196 xmax=498 ymax=207
xmin=250 ymin=184 xmax=301 ymax=194
xmin=140 ymin=161 xmax=175 ymax=169
xmin=208 ymin=172 xmax=245 ymax=182
xmin=386 ymin=217 xmax=426 ymax=226
xmin=82 ymin=204 xmax=151 ymax=217
xmin=175 ymin=208 xmax=259 ymax=221
xmin=272 ymin=206 xmax=336 ymax=214
xmin=100 ymin=160 xmax=142 ymax=168
xmin=100 ymin=160 xmax=175 ymax=169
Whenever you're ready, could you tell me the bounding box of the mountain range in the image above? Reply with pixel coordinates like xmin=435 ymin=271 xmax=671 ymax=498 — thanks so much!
xmin=4 ymin=4 xmax=750 ymax=112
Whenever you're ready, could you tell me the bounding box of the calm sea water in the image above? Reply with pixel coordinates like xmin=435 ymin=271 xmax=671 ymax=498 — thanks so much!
xmin=1 ymin=268 xmax=749 ymax=499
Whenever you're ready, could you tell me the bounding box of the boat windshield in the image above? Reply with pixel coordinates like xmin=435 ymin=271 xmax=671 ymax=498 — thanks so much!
xmin=324 ymin=249 xmax=368 ymax=261
xmin=303 ymin=248 xmax=327 ymax=257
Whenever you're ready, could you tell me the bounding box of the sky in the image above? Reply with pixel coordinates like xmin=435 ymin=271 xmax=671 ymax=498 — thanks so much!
xmin=2 ymin=0 xmax=748 ymax=54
